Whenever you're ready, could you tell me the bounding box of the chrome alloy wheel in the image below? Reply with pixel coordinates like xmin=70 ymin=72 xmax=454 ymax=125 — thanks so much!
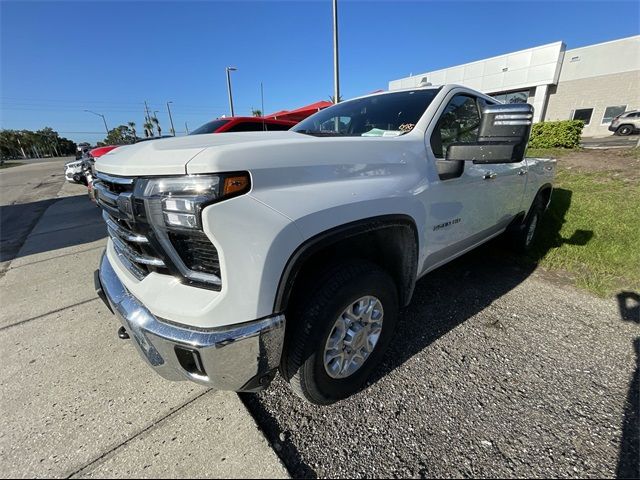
xmin=323 ymin=296 xmax=384 ymax=379
xmin=526 ymin=214 xmax=538 ymax=247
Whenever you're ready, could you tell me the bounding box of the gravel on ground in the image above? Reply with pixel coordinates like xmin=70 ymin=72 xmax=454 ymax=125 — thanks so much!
xmin=242 ymin=243 xmax=639 ymax=479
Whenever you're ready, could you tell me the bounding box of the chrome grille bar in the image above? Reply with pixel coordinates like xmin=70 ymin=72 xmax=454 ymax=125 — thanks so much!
xmin=96 ymin=172 xmax=135 ymax=185
xmin=102 ymin=211 xmax=148 ymax=243
xmin=110 ymin=234 xmax=165 ymax=267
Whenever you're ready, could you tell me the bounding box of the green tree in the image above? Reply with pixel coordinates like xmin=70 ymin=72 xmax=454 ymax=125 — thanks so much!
xmin=251 ymin=108 xmax=263 ymax=117
xmin=0 ymin=128 xmax=76 ymax=160
xmin=102 ymin=125 xmax=137 ymax=145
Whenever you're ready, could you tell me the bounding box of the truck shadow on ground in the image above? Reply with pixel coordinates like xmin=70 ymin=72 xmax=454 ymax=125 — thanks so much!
xmin=370 ymin=187 xmax=588 ymax=386
xmin=616 ymin=291 xmax=640 ymax=479
xmin=0 ymin=194 xmax=105 ymax=265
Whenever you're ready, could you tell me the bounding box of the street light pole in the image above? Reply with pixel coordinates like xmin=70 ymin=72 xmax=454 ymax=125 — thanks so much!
xmin=167 ymin=101 xmax=176 ymax=136
xmin=332 ymin=0 xmax=340 ymax=104
xmin=85 ymin=109 xmax=109 ymax=134
xmin=226 ymin=66 xmax=237 ymax=117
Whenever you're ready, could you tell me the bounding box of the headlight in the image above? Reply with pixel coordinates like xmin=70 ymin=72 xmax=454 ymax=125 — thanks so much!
xmin=132 ymin=172 xmax=250 ymax=287
xmin=135 ymin=173 xmax=250 ymax=230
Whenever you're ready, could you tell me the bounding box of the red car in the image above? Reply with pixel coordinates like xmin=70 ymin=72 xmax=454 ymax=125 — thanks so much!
xmin=89 ymin=145 xmax=119 ymax=158
xmin=189 ymin=117 xmax=297 ymax=135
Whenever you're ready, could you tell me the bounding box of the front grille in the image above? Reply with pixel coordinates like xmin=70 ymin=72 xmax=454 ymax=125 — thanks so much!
xmin=168 ymin=231 xmax=221 ymax=277
xmin=103 ymin=211 xmax=166 ymax=280
xmin=95 ymin=173 xmax=166 ymax=280
xmin=95 ymin=172 xmax=222 ymax=289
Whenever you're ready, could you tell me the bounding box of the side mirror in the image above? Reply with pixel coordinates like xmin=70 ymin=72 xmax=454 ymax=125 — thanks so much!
xmin=446 ymin=103 xmax=534 ymax=164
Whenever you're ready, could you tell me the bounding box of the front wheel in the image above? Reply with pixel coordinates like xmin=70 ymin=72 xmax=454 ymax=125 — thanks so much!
xmin=616 ymin=125 xmax=634 ymax=136
xmin=282 ymin=260 xmax=398 ymax=405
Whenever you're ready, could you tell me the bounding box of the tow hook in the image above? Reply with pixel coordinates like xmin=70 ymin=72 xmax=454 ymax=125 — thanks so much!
xmin=117 ymin=326 xmax=130 ymax=340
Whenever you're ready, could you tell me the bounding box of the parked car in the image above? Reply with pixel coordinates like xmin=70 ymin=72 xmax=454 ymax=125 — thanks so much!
xmin=64 ymin=158 xmax=85 ymax=183
xmin=93 ymin=85 xmax=556 ymax=405
xmin=189 ymin=116 xmax=297 ymax=135
xmin=609 ymin=110 xmax=640 ymax=136
xmin=84 ymin=146 xmax=119 ymax=200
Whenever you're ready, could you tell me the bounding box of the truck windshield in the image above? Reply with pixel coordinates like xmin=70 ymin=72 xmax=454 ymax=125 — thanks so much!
xmin=190 ymin=119 xmax=230 ymax=135
xmin=292 ymin=89 xmax=439 ymax=137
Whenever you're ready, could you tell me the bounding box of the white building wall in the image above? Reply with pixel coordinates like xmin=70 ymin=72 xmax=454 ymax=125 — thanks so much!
xmin=559 ymin=35 xmax=640 ymax=82
xmin=388 ymin=41 xmax=565 ymax=94
xmin=388 ymin=35 xmax=640 ymax=137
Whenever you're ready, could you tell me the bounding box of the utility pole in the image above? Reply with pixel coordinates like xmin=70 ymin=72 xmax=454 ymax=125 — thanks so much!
xmin=226 ymin=66 xmax=237 ymax=117
xmin=167 ymin=101 xmax=176 ymax=136
xmin=332 ymin=0 xmax=340 ymax=104
xmin=144 ymin=100 xmax=152 ymax=125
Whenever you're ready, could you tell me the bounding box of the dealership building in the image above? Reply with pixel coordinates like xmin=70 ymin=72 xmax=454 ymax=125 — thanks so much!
xmin=389 ymin=35 xmax=640 ymax=137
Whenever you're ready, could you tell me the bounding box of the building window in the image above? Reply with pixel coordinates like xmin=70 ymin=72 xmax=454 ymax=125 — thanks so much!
xmin=602 ymin=105 xmax=627 ymax=124
xmin=572 ymin=108 xmax=593 ymax=125
xmin=490 ymin=89 xmax=529 ymax=104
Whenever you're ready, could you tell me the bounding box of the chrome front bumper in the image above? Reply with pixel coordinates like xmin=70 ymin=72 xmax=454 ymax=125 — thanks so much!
xmin=95 ymin=253 xmax=285 ymax=392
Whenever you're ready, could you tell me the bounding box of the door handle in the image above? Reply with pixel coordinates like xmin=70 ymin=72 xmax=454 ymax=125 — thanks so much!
xmin=518 ymin=169 xmax=528 ymax=176
xmin=483 ymin=172 xmax=497 ymax=180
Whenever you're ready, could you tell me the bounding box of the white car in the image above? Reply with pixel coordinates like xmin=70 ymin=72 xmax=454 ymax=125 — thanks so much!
xmin=94 ymin=85 xmax=556 ymax=405
xmin=64 ymin=159 xmax=84 ymax=182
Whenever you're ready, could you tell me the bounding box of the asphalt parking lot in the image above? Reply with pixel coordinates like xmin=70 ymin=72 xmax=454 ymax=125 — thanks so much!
xmin=1 ymin=159 xmax=638 ymax=478
xmin=581 ymin=134 xmax=639 ymax=149
xmin=244 ymin=247 xmax=639 ymax=478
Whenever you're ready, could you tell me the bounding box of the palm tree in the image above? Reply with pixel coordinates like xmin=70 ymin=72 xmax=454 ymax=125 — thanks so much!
xmin=127 ymin=121 xmax=137 ymax=140
xmin=328 ymin=94 xmax=343 ymax=104
xmin=152 ymin=116 xmax=161 ymax=137
xmin=143 ymin=121 xmax=154 ymax=138
xmin=251 ymin=108 xmax=262 ymax=117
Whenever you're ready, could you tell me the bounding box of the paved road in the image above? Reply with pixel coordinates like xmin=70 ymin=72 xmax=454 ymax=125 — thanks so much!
xmin=243 ymin=244 xmax=639 ymax=478
xmin=581 ymin=135 xmax=638 ymax=149
xmin=0 ymin=174 xmax=288 ymax=478
xmin=0 ymin=158 xmax=71 ymax=275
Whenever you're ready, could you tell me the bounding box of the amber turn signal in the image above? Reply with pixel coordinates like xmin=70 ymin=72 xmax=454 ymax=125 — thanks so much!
xmin=222 ymin=174 xmax=250 ymax=196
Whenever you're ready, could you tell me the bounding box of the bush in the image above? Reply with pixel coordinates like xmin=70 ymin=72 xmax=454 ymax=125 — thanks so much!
xmin=528 ymin=120 xmax=584 ymax=149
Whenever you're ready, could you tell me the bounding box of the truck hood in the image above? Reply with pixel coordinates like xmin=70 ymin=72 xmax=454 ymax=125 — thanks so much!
xmin=95 ymin=131 xmax=308 ymax=176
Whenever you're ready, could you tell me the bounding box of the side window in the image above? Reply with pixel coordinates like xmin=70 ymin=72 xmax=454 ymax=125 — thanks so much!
xmin=430 ymin=95 xmax=481 ymax=158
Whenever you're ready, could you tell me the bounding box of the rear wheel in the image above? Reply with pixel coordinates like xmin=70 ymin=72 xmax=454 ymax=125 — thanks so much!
xmin=616 ymin=125 xmax=634 ymax=136
xmin=282 ymin=260 xmax=398 ymax=405
xmin=509 ymin=196 xmax=545 ymax=253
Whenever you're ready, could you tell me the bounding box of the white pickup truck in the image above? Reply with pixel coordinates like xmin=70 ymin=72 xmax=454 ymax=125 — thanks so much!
xmin=94 ymin=85 xmax=555 ymax=405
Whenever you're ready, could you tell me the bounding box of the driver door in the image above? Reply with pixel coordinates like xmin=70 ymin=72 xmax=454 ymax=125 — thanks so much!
xmin=420 ymin=93 xmax=501 ymax=273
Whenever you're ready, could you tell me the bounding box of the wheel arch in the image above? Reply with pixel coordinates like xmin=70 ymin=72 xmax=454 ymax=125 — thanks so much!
xmin=273 ymin=214 xmax=419 ymax=314
xmin=536 ymin=182 xmax=554 ymax=210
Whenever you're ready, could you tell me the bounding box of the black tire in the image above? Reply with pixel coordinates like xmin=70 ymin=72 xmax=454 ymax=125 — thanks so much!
xmin=509 ymin=196 xmax=545 ymax=253
xmin=616 ymin=125 xmax=634 ymax=136
xmin=281 ymin=260 xmax=398 ymax=405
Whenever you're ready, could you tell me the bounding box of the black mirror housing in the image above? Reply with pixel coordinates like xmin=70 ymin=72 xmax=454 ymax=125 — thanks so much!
xmin=446 ymin=103 xmax=534 ymax=164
